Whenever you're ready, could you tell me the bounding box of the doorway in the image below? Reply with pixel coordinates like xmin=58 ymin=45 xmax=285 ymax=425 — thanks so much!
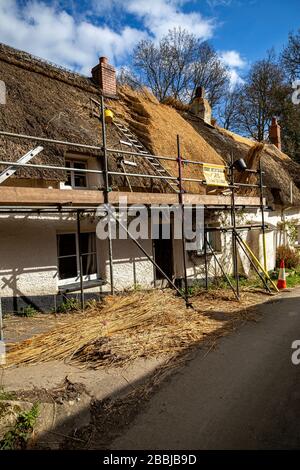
xmin=153 ymin=238 xmax=173 ymax=280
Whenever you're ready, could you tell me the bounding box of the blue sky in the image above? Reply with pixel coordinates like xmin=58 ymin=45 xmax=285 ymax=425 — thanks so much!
xmin=0 ymin=0 xmax=299 ymax=85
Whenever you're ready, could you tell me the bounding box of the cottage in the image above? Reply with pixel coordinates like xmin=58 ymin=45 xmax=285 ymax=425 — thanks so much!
xmin=0 ymin=43 xmax=300 ymax=312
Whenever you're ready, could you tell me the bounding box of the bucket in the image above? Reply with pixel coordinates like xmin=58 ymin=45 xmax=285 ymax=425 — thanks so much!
xmin=105 ymin=109 xmax=114 ymax=123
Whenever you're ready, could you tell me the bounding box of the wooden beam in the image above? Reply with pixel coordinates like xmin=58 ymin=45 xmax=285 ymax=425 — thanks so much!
xmin=0 ymin=187 xmax=262 ymax=207
xmin=183 ymin=194 xmax=263 ymax=206
xmin=108 ymin=192 xmax=179 ymax=205
xmin=0 ymin=187 xmax=104 ymax=206
xmin=110 ymin=192 xmax=262 ymax=206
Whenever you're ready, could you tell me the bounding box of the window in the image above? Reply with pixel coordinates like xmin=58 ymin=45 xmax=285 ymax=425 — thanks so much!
xmin=207 ymin=230 xmax=222 ymax=253
xmin=65 ymin=160 xmax=87 ymax=188
xmin=57 ymin=232 xmax=97 ymax=282
xmin=80 ymin=233 xmax=97 ymax=276
xmin=196 ymin=228 xmax=222 ymax=255
xmin=57 ymin=233 xmax=77 ymax=280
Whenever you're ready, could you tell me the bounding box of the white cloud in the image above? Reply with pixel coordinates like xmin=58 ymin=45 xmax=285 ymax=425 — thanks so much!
xmin=219 ymin=50 xmax=246 ymax=89
xmin=227 ymin=69 xmax=244 ymax=88
xmin=91 ymin=0 xmax=215 ymax=40
xmin=0 ymin=0 xmax=242 ymax=83
xmin=220 ymin=50 xmax=246 ymax=68
xmin=126 ymin=0 xmax=215 ymax=40
xmin=206 ymin=0 xmax=233 ymax=7
xmin=0 ymin=0 xmax=146 ymax=74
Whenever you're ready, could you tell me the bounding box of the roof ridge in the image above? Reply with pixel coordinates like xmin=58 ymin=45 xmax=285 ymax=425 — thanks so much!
xmin=0 ymin=42 xmax=97 ymax=93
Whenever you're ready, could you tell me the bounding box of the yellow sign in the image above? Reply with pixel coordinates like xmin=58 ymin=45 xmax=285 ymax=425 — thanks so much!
xmin=202 ymin=163 xmax=228 ymax=187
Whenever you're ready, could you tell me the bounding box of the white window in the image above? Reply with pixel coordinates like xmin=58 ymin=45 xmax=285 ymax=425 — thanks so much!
xmin=57 ymin=232 xmax=98 ymax=284
xmin=65 ymin=160 xmax=87 ymax=188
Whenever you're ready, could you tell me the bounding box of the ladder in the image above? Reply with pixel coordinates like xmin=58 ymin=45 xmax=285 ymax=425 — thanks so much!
xmin=113 ymin=119 xmax=180 ymax=193
xmin=0 ymin=146 xmax=44 ymax=184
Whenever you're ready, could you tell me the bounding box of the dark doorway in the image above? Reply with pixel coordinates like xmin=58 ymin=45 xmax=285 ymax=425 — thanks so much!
xmin=153 ymin=238 xmax=173 ymax=280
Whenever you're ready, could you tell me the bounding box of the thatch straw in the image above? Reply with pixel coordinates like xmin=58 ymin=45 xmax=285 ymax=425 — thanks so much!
xmin=187 ymin=116 xmax=300 ymax=206
xmin=109 ymin=86 xmax=225 ymax=194
xmin=4 ymin=288 xmax=265 ymax=370
xmin=0 ymin=45 xmax=166 ymax=192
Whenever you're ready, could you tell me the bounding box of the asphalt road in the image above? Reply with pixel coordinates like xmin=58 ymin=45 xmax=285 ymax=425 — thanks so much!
xmin=111 ymin=288 xmax=300 ymax=450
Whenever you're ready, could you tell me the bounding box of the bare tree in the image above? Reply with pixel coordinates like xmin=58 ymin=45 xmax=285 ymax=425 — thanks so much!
xmin=133 ymin=31 xmax=190 ymax=101
xmin=190 ymin=42 xmax=229 ymax=107
xmin=282 ymin=29 xmax=300 ymax=79
xmin=117 ymin=66 xmax=141 ymax=89
xmin=279 ymin=31 xmax=300 ymax=162
xmin=132 ymin=28 xmax=228 ymax=106
xmin=237 ymin=53 xmax=286 ymax=141
xmin=280 ymin=97 xmax=300 ymax=163
xmin=167 ymin=28 xmax=198 ymax=99
xmin=217 ymin=86 xmax=242 ymax=131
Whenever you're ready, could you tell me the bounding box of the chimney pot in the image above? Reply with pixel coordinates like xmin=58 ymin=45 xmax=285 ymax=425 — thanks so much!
xmin=269 ymin=116 xmax=281 ymax=151
xmin=190 ymin=87 xmax=211 ymax=125
xmin=195 ymin=86 xmax=205 ymax=99
xmin=100 ymin=56 xmax=108 ymax=64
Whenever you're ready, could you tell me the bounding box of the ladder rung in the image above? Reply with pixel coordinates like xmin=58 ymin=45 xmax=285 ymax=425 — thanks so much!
xmin=123 ymin=160 xmax=137 ymax=167
xmin=120 ymin=140 xmax=132 ymax=147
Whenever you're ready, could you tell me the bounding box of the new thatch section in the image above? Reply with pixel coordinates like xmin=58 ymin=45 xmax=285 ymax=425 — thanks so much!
xmin=109 ymin=86 xmax=225 ymax=194
xmin=108 ymin=85 xmax=300 ymax=203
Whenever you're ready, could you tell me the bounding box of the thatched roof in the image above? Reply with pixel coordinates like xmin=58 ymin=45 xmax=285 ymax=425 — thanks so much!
xmin=1 ymin=43 xmax=300 ymax=204
xmin=182 ymin=113 xmax=300 ymax=207
xmin=108 ymin=86 xmax=225 ymax=194
xmin=0 ymin=44 xmax=166 ymax=192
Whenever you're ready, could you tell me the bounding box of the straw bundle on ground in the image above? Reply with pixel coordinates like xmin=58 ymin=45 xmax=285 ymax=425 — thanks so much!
xmin=4 ymin=288 xmax=264 ymax=370
xmin=5 ymin=290 xmax=183 ymax=368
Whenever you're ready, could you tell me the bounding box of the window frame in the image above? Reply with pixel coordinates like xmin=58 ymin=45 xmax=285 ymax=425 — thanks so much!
xmin=57 ymin=231 xmax=98 ymax=286
xmin=196 ymin=225 xmax=222 ymax=256
xmin=65 ymin=159 xmax=88 ymax=189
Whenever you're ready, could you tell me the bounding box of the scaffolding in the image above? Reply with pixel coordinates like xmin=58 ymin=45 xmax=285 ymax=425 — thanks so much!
xmin=0 ymin=99 xmax=277 ymax=310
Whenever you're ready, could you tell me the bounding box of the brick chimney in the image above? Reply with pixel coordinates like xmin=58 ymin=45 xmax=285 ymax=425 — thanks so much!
xmin=190 ymin=86 xmax=212 ymax=124
xmin=269 ymin=117 xmax=281 ymax=151
xmin=92 ymin=57 xmax=117 ymax=97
